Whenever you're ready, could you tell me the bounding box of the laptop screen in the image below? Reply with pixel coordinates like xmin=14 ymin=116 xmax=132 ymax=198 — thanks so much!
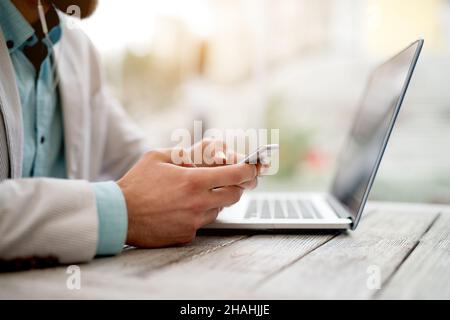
xmin=331 ymin=40 xmax=423 ymax=229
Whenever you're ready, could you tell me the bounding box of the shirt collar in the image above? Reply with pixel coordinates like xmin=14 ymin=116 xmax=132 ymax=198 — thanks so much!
xmin=0 ymin=0 xmax=62 ymax=54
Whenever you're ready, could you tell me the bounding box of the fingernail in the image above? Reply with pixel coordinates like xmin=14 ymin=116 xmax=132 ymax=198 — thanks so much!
xmin=214 ymin=151 xmax=227 ymax=164
xmin=216 ymin=151 xmax=226 ymax=160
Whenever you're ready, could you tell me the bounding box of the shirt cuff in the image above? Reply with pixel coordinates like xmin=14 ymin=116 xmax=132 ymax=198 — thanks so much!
xmin=91 ymin=181 xmax=128 ymax=256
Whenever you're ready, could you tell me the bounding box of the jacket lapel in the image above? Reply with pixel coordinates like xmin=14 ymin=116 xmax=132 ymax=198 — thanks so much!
xmin=55 ymin=35 xmax=85 ymax=180
xmin=0 ymin=29 xmax=23 ymax=179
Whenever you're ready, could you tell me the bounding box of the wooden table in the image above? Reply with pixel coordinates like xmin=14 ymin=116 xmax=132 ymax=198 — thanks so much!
xmin=1 ymin=202 xmax=449 ymax=300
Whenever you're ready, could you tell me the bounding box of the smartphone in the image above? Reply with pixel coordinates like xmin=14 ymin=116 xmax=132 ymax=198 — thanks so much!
xmin=239 ymin=144 xmax=279 ymax=165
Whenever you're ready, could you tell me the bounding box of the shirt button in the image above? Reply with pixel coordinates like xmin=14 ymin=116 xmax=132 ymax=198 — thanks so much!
xmin=6 ymin=40 xmax=14 ymax=49
xmin=40 ymin=136 xmax=45 ymax=144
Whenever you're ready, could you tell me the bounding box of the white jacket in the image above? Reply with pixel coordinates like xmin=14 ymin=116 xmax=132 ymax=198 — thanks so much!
xmin=0 ymin=22 xmax=148 ymax=265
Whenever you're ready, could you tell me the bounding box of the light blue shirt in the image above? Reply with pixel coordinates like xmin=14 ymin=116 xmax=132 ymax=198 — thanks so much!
xmin=0 ymin=1 xmax=127 ymax=256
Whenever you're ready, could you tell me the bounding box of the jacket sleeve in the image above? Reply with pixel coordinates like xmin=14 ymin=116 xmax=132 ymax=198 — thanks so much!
xmin=0 ymin=178 xmax=98 ymax=270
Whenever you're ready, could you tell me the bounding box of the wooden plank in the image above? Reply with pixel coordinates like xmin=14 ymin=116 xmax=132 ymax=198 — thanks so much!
xmin=124 ymin=205 xmax=379 ymax=299
xmin=0 ymin=235 xmax=244 ymax=299
xmin=378 ymin=211 xmax=450 ymax=299
xmin=115 ymin=233 xmax=338 ymax=299
xmin=367 ymin=201 xmax=449 ymax=214
xmin=86 ymin=235 xmax=245 ymax=277
xmin=88 ymin=205 xmax=380 ymax=299
xmin=3 ymin=232 xmax=338 ymax=299
xmin=253 ymin=207 xmax=439 ymax=299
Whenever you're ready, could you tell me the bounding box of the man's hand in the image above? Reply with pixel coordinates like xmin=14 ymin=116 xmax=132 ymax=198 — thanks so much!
xmin=117 ymin=150 xmax=258 ymax=248
xmin=173 ymin=139 xmax=262 ymax=189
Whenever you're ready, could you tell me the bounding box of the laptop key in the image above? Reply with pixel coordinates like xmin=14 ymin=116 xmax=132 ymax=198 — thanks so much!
xmin=286 ymin=200 xmax=299 ymax=219
xmin=260 ymin=200 xmax=271 ymax=219
xmin=298 ymin=200 xmax=314 ymax=219
xmin=274 ymin=200 xmax=284 ymax=219
xmin=307 ymin=200 xmax=323 ymax=219
xmin=245 ymin=200 xmax=258 ymax=219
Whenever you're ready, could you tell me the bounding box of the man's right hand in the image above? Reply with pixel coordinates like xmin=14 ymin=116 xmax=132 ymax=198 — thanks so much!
xmin=117 ymin=150 xmax=258 ymax=248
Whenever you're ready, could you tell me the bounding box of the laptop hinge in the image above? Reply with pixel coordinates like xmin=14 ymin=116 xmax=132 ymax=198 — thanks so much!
xmin=326 ymin=196 xmax=353 ymax=221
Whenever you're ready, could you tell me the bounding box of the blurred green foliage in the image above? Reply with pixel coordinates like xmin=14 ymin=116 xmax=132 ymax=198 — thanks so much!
xmin=265 ymin=95 xmax=313 ymax=180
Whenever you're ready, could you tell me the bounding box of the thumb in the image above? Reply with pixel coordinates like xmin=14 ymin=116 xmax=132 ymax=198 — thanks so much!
xmin=212 ymin=151 xmax=227 ymax=165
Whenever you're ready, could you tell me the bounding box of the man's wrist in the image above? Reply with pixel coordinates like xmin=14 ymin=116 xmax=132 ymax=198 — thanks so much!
xmin=92 ymin=181 xmax=128 ymax=256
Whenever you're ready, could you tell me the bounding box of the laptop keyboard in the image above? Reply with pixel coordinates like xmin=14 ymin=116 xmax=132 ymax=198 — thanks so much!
xmin=244 ymin=198 xmax=324 ymax=220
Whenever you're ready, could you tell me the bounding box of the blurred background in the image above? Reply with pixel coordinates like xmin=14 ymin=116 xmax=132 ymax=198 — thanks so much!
xmin=80 ymin=0 xmax=450 ymax=204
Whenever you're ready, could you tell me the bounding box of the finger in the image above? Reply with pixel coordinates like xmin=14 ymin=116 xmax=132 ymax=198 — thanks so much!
xmin=211 ymin=151 xmax=245 ymax=166
xmin=147 ymin=149 xmax=194 ymax=166
xmin=171 ymin=148 xmax=196 ymax=167
xmin=259 ymin=163 xmax=272 ymax=176
xmin=194 ymin=164 xmax=258 ymax=189
xmin=201 ymin=208 xmax=221 ymax=226
xmin=239 ymin=178 xmax=258 ymax=190
xmin=224 ymin=151 xmax=248 ymax=165
xmin=200 ymin=139 xmax=227 ymax=166
xmin=211 ymin=151 xmax=228 ymax=166
xmin=256 ymin=163 xmax=264 ymax=176
xmin=145 ymin=149 xmax=173 ymax=162
xmin=206 ymin=186 xmax=244 ymax=209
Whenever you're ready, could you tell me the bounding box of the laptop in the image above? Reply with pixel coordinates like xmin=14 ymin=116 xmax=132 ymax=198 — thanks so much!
xmin=204 ymin=39 xmax=424 ymax=231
